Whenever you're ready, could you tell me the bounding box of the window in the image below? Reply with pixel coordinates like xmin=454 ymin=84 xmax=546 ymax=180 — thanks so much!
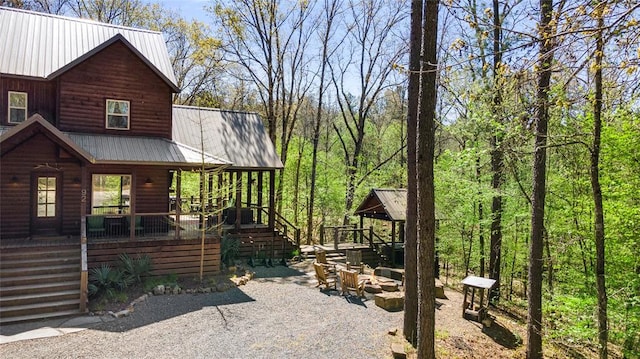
xmin=91 ymin=174 xmax=131 ymax=214
xmin=106 ymin=99 xmax=130 ymax=129
xmin=8 ymin=91 xmax=27 ymax=123
xmin=37 ymin=176 xmax=56 ymax=217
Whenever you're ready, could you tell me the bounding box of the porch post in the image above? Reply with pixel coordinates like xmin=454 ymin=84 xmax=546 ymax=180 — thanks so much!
xmin=79 ymin=165 xmax=88 ymax=312
xmin=235 ymin=171 xmax=241 ymax=230
xmin=129 ymin=171 xmax=136 ymax=240
xmin=217 ymin=172 xmax=223 ymax=234
xmin=247 ymin=171 xmax=253 ymax=209
xmin=175 ymin=169 xmax=181 ymax=239
xmin=268 ymin=170 xmax=275 ymax=229
xmin=391 ymin=221 xmax=396 ymax=267
xmin=257 ymin=171 xmax=263 ymax=224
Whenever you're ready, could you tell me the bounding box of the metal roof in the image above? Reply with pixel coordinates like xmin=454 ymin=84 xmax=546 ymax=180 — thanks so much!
xmin=67 ymin=133 xmax=229 ymax=166
xmin=172 ymin=106 xmax=284 ymax=170
xmin=0 ymin=7 xmax=178 ymax=90
xmin=1 ymin=116 xmax=229 ymax=167
xmin=354 ymin=188 xmax=408 ymax=222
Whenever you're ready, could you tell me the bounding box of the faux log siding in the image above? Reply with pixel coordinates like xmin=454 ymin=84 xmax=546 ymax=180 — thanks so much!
xmin=0 ymin=77 xmax=56 ymax=125
xmin=87 ymin=165 xmax=169 ymax=214
xmin=87 ymin=239 xmax=221 ymax=276
xmin=0 ymin=134 xmax=82 ymax=238
xmin=57 ymin=42 xmax=173 ymax=138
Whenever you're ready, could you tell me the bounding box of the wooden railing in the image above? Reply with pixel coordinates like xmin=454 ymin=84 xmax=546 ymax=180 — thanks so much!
xmin=259 ymin=207 xmax=300 ymax=251
xmin=85 ymin=212 xmax=220 ymax=241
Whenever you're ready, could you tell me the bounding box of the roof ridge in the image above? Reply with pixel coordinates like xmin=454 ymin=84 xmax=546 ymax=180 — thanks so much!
xmin=173 ymin=104 xmax=259 ymax=116
xmin=0 ymin=6 xmax=162 ymax=35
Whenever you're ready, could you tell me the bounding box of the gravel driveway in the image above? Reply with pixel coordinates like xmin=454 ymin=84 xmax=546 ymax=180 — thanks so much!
xmin=0 ymin=262 xmax=403 ymax=359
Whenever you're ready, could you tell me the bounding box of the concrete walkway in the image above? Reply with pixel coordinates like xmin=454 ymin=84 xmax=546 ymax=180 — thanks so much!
xmin=0 ymin=314 xmax=113 ymax=344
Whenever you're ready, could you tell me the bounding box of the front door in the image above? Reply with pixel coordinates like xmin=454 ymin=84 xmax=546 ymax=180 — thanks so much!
xmin=31 ymin=173 xmax=62 ymax=236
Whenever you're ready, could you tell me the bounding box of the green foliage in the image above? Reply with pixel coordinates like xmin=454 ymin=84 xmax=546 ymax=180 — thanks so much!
xmin=220 ymin=234 xmax=240 ymax=267
xmin=143 ymin=273 xmax=178 ymax=293
xmin=88 ymin=264 xmax=132 ymax=299
xmin=117 ymin=253 xmax=153 ymax=285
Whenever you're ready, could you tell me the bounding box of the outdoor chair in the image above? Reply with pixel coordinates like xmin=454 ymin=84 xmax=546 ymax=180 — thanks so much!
xmin=339 ymin=269 xmax=366 ymax=297
xmin=315 ymin=250 xmax=337 ymax=273
xmin=313 ymin=262 xmax=337 ymax=290
xmin=126 ymin=215 xmax=144 ymax=235
xmin=345 ymin=249 xmax=364 ymax=274
xmin=87 ymin=216 xmax=106 ymax=238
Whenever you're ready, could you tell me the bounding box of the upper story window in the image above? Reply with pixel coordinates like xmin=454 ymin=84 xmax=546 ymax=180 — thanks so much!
xmin=8 ymin=91 xmax=28 ymax=123
xmin=106 ymin=99 xmax=130 ymax=130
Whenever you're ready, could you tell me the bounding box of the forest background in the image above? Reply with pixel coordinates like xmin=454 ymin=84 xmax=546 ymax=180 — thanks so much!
xmin=3 ymin=0 xmax=639 ymax=356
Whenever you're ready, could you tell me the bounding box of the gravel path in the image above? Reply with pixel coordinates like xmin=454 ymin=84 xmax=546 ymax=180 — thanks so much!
xmin=0 ymin=262 xmax=403 ymax=359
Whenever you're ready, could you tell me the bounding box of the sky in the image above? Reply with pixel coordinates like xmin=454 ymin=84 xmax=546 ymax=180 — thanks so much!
xmin=155 ymin=0 xmax=211 ymax=22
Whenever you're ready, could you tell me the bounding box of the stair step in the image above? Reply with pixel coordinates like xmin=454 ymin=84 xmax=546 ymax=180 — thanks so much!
xmin=0 ymin=256 xmax=80 ymax=269
xmin=0 ymin=309 xmax=82 ymax=325
xmin=0 ymin=289 xmax=80 ymax=307
xmin=0 ymin=272 xmax=80 ymax=287
xmin=0 ymin=248 xmax=79 ymax=261
xmin=0 ymin=299 xmax=81 ymax=319
xmin=0 ymin=264 xmax=80 ymax=278
xmin=0 ymin=280 xmax=80 ymax=296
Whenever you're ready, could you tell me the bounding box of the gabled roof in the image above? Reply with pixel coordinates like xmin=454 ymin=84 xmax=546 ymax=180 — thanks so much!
xmin=172 ymin=106 xmax=284 ymax=170
xmin=0 ymin=114 xmax=94 ymax=162
xmin=0 ymin=7 xmax=178 ymax=91
xmin=0 ymin=115 xmax=229 ymax=167
xmin=355 ymin=188 xmax=408 ymax=222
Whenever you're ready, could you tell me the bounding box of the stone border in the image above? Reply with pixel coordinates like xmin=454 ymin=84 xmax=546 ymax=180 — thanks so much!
xmin=102 ymin=270 xmax=256 ymax=319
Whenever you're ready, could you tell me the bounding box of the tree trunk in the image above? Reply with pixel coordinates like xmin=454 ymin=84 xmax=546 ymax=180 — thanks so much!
xmin=592 ymin=5 xmax=608 ymax=357
xmin=527 ymin=0 xmax=554 ymax=357
xmin=488 ymin=0 xmax=504 ymax=304
xmin=403 ymin=0 xmax=422 ymax=346
xmin=417 ymin=0 xmax=438 ymax=357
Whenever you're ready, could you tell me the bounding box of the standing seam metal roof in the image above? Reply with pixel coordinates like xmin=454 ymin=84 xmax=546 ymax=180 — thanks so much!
xmin=172 ymin=106 xmax=284 ymax=169
xmin=0 ymin=7 xmax=177 ymax=88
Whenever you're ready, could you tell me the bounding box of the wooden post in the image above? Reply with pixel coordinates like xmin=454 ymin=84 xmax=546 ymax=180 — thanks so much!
xmin=247 ymin=171 xmax=252 ymax=208
xmin=359 ymin=216 xmax=364 ymax=243
xmin=319 ymin=223 xmax=324 ymax=245
xmin=79 ymin=165 xmax=88 ymax=312
xmin=175 ymin=169 xmax=181 ymax=240
xmin=129 ymin=171 xmax=136 ymax=240
xmin=235 ymin=171 xmax=241 ymax=230
xmin=391 ymin=221 xmax=396 ymax=266
xmin=217 ymin=172 xmax=223 ymax=235
xmin=257 ymin=171 xmax=263 ymax=224
xmin=333 ymin=227 xmax=338 ymax=250
xmin=369 ymin=226 xmax=374 ymax=248
xmin=268 ymin=170 xmax=275 ymax=229
xmin=462 ymin=285 xmax=468 ymax=317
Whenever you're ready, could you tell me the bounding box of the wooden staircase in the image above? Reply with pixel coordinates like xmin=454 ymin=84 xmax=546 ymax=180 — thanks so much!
xmin=302 ymin=246 xmax=386 ymax=268
xmin=231 ymin=227 xmax=295 ymax=260
xmin=0 ymin=243 xmax=82 ymax=324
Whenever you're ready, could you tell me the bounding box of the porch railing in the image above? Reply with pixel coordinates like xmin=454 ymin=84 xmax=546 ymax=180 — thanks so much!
xmin=85 ymin=212 xmax=220 ymax=241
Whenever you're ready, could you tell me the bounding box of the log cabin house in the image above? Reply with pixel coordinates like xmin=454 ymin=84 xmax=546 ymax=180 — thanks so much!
xmin=0 ymin=7 xmax=295 ymax=323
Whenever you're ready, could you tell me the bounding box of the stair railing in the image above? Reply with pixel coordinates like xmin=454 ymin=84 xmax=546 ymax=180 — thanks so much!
xmin=259 ymin=208 xmax=300 ymax=251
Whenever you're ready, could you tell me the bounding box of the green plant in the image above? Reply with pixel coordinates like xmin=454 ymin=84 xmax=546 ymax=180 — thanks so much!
xmin=117 ymin=253 xmax=153 ymax=284
xmin=88 ymin=264 xmax=132 ymax=299
xmin=143 ymin=273 xmax=178 ymax=292
xmin=221 ymin=234 xmax=240 ymax=268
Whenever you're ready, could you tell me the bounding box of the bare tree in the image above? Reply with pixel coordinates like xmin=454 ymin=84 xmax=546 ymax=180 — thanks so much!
xmin=329 ymin=0 xmax=407 ymax=224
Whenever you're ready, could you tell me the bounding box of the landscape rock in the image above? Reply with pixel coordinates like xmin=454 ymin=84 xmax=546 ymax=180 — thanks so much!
xmin=152 ymin=285 xmax=165 ymax=295
xmin=391 ymin=342 xmax=406 ymax=359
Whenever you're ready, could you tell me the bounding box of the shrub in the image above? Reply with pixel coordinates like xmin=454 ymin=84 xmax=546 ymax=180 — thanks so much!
xmin=221 ymin=234 xmax=240 ymax=268
xmin=117 ymin=253 xmax=153 ymax=284
xmin=88 ymin=264 xmax=132 ymax=299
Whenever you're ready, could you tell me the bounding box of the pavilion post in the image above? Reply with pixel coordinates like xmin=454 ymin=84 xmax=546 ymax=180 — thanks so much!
xmin=257 ymin=172 xmax=263 ymax=224
xmin=235 ymin=171 xmax=241 ymax=230
xmin=391 ymin=221 xmax=396 ymax=266
xmin=268 ymin=170 xmax=275 ymax=229
xmin=79 ymin=165 xmax=88 ymax=312
xmin=175 ymin=169 xmax=182 ymax=239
